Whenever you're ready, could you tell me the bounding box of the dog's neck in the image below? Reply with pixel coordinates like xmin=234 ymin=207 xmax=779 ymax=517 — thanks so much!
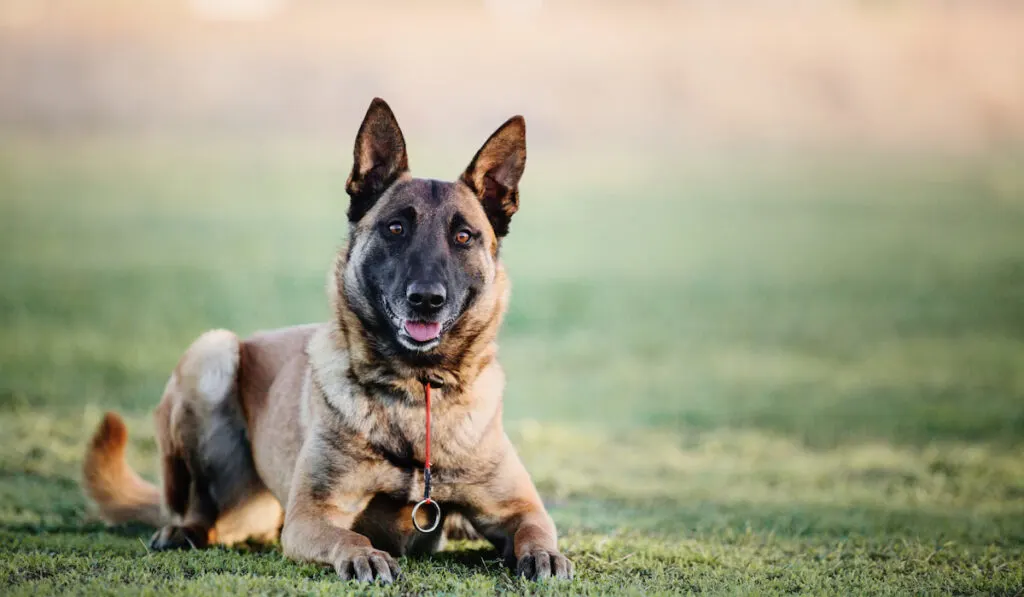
xmin=325 ymin=251 xmax=508 ymax=402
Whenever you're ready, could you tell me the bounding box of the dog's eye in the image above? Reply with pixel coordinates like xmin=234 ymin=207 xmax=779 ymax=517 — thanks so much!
xmin=387 ymin=221 xmax=404 ymax=236
xmin=454 ymin=230 xmax=472 ymax=246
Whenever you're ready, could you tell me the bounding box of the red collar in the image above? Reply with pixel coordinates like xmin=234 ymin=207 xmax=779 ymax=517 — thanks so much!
xmin=411 ymin=380 xmax=441 ymax=532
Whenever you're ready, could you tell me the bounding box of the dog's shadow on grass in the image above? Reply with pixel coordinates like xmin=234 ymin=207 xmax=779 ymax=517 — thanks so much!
xmin=1 ymin=521 xmax=154 ymax=537
xmin=432 ymin=544 xmax=499 ymax=569
xmin=10 ymin=519 xmax=510 ymax=577
xmin=429 ymin=544 xmax=505 ymax=573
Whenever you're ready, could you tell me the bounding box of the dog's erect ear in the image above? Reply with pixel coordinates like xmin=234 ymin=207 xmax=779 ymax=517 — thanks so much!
xmin=345 ymin=98 xmax=409 ymax=222
xmin=460 ymin=116 xmax=526 ymax=237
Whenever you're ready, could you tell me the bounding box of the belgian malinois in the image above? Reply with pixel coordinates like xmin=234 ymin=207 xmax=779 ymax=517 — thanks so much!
xmin=82 ymin=98 xmax=573 ymax=583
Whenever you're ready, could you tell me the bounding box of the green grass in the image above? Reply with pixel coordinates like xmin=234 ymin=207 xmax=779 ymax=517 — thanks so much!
xmin=1 ymin=137 xmax=1022 ymax=595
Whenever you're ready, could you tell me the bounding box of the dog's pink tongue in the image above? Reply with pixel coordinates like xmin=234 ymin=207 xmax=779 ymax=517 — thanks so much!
xmin=404 ymin=321 xmax=441 ymax=342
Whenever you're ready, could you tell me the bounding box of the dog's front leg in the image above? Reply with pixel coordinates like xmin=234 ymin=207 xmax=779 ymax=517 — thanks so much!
xmin=467 ymin=446 xmax=574 ymax=581
xmin=281 ymin=500 xmax=399 ymax=583
xmin=280 ymin=446 xmax=399 ymax=583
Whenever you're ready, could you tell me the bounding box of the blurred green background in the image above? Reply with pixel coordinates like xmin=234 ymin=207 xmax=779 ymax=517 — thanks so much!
xmin=1 ymin=1 xmax=1022 ymax=595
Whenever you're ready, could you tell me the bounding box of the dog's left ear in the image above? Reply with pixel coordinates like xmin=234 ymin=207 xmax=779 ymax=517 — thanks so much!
xmin=460 ymin=116 xmax=526 ymax=237
xmin=346 ymin=98 xmax=409 ymax=223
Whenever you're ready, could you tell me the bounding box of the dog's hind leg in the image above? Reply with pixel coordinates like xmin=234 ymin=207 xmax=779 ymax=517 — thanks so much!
xmin=148 ymin=330 xmax=263 ymax=550
xmin=148 ymin=450 xmax=219 ymax=550
xmin=443 ymin=513 xmax=482 ymax=541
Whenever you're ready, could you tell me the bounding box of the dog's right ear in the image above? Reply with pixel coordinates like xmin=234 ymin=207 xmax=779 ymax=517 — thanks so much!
xmin=345 ymin=98 xmax=409 ymax=223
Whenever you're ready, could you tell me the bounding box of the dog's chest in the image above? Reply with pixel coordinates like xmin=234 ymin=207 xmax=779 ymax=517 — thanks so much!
xmin=362 ymin=410 xmax=488 ymax=503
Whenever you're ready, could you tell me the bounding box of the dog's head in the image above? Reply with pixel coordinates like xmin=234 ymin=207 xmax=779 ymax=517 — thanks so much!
xmin=339 ymin=98 xmax=524 ymax=361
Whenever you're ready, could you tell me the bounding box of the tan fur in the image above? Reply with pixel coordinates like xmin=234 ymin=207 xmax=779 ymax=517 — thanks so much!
xmin=83 ymin=412 xmax=165 ymax=527
xmin=81 ymin=98 xmax=571 ymax=583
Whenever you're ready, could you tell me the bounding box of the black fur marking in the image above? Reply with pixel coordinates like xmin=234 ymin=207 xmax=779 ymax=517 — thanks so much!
xmin=308 ymin=439 xmax=343 ymax=502
xmin=344 ymin=369 xmax=402 ymax=400
xmin=429 ymin=179 xmax=443 ymax=206
xmin=368 ymin=434 xmax=421 ymax=472
xmin=308 ymin=426 xmax=371 ymax=502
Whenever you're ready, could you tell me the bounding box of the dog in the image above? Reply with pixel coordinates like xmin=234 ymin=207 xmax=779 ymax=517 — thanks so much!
xmin=82 ymin=98 xmax=573 ymax=583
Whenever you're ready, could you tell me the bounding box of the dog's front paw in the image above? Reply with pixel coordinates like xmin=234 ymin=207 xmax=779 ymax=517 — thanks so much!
xmin=334 ymin=546 xmax=400 ymax=583
xmin=517 ymin=549 xmax=574 ymax=581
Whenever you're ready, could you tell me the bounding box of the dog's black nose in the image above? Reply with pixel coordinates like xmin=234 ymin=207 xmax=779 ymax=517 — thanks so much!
xmin=407 ymin=282 xmax=446 ymax=310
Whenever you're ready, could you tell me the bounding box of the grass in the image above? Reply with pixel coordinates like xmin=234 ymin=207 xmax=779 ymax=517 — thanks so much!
xmin=0 ymin=137 xmax=1022 ymax=595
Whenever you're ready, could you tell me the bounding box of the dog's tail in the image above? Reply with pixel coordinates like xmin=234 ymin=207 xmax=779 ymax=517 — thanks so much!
xmin=82 ymin=412 xmax=167 ymax=527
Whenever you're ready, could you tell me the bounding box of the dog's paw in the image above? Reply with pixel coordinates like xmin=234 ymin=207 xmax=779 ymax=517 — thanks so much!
xmin=334 ymin=546 xmax=400 ymax=583
xmin=148 ymin=525 xmax=210 ymax=551
xmin=517 ymin=549 xmax=574 ymax=581
xmin=443 ymin=513 xmax=482 ymax=541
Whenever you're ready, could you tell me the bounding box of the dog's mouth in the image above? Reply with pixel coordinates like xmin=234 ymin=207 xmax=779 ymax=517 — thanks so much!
xmin=403 ymin=321 xmax=442 ymax=343
xmin=381 ymin=298 xmax=452 ymax=352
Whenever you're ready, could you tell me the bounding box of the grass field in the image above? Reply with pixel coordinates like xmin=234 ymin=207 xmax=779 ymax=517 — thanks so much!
xmin=1 ymin=138 xmax=1022 ymax=595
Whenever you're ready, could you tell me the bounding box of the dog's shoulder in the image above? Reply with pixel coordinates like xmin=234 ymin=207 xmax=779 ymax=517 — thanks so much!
xmin=304 ymin=321 xmax=367 ymax=428
xmin=243 ymin=324 xmax=322 ymax=375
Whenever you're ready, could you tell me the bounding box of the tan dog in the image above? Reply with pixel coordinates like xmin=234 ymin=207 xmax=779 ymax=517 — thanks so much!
xmin=82 ymin=98 xmax=573 ymax=583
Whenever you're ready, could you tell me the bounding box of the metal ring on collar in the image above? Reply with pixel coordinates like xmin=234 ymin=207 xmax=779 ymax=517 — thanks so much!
xmin=411 ymin=498 xmax=441 ymax=533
